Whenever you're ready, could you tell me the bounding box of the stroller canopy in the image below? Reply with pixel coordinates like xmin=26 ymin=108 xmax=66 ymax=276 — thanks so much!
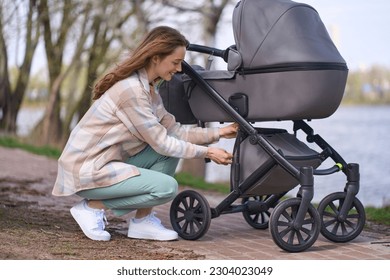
xmin=232 ymin=0 xmax=346 ymax=68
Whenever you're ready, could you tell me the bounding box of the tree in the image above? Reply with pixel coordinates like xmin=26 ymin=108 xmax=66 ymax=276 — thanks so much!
xmin=160 ymin=0 xmax=229 ymax=39
xmin=33 ymin=0 xmax=93 ymax=146
xmin=344 ymin=66 xmax=390 ymax=104
xmin=63 ymin=1 xmax=141 ymax=140
xmin=31 ymin=0 xmax=153 ymax=147
xmin=0 ymin=0 xmax=40 ymax=134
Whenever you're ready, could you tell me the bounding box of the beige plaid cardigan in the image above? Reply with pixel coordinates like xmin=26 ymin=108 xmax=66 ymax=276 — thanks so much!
xmin=52 ymin=68 xmax=219 ymax=196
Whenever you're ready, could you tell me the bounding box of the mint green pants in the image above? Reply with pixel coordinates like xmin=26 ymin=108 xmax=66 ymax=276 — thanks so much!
xmin=77 ymin=145 xmax=180 ymax=216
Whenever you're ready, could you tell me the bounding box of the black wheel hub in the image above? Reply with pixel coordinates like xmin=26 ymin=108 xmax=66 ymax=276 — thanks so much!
xmin=184 ymin=210 xmax=195 ymax=221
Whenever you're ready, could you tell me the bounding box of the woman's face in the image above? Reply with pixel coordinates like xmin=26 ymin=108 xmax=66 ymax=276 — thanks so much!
xmin=150 ymin=46 xmax=186 ymax=82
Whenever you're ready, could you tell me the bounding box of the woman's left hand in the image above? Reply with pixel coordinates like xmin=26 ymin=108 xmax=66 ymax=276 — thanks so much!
xmin=219 ymin=122 xmax=239 ymax=139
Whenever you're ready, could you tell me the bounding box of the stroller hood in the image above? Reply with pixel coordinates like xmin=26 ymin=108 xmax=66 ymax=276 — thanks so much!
xmin=233 ymin=0 xmax=346 ymax=68
xmin=162 ymin=0 xmax=348 ymax=123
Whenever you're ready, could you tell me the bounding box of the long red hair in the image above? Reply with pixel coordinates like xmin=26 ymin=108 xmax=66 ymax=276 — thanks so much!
xmin=93 ymin=26 xmax=189 ymax=100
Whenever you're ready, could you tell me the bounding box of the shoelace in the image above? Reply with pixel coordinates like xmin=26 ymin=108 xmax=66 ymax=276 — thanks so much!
xmin=147 ymin=212 xmax=167 ymax=229
xmin=95 ymin=210 xmax=108 ymax=230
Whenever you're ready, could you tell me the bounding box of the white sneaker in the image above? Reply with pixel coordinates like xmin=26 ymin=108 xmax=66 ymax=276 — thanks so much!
xmin=70 ymin=199 xmax=111 ymax=241
xmin=127 ymin=212 xmax=178 ymax=241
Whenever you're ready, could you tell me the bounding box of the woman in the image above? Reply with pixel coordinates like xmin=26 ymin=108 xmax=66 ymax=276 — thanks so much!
xmin=52 ymin=26 xmax=238 ymax=242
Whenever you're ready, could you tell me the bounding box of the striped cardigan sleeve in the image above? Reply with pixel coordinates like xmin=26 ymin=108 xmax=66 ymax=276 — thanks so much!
xmin=114 ymin=83 xmax=219 ymax=159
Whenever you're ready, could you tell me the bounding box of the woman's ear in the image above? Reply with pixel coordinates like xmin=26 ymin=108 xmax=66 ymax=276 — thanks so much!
xmin=151 ymin=55 xmax=160 ymax=64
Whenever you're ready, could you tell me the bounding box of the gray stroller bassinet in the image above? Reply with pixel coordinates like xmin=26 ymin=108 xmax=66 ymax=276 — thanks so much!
xmin=161 ymin=0 xmax=364 ymax=253
xmin=179 ymin=0 xmax=348 ymax=122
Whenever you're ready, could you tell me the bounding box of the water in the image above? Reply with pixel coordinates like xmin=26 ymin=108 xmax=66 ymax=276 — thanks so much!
xmin=17 ymin=105 xmax=390 ymax=207
xmin=16 ymin=107 xmax=45 ymax=136
xmin=206 ymin=105 xmax=390 ymax=208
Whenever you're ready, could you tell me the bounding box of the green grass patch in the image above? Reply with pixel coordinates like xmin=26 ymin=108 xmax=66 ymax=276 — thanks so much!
xmin=0 ymin=136 xmax=61 ymax=159
xmin=365 ymin=206 xmax=390 ymax=226
xmin=175 ymin=172 xmax=230 ymax=194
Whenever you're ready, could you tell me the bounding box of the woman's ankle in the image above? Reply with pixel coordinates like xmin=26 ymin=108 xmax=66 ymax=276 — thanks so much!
xmin=135 ymin=208 xmax=153 ymax=219
xmin=87 ymin=200 xmax=107 ymax=210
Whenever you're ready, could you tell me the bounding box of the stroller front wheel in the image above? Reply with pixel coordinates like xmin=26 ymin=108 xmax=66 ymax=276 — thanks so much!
xmin=269 ymin=198 xmax=320 ymax=252
xmin=170 ymin=190 xmax=211 ymax=240
xmin=317 ymin=192 xmax=365 ymax=243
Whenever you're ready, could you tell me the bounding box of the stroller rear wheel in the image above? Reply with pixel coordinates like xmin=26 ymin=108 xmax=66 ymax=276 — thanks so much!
xmin=170 ymin=190 xmax=211 ymax=240
xmin=269 ymin=198 xmax=320 ymax=252
xmin=242 ymin=195 xmax=274 ymax=229
xmin=317 ymin=192 xmax=365 ymax=242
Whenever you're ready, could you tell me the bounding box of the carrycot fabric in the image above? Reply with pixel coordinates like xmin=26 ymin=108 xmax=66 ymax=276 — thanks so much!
xmin=233 ymin=0 xmax=346 ymax=68
xmin=234 ymin=131 xmax=323 ymax=196
xmin=179 ymin=0 xmax=348 ymax=122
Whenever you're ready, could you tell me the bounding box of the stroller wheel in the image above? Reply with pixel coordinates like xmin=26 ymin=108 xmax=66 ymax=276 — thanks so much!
xmin=242 ymin=195 xmax=274 ymax=229
xmin=269 ymin=198 xmax=320 ymax=252
xmin=317 ymin=192 xmax=365 ymax=243
xmin=170 ymin=190 xmax=211 ymax=240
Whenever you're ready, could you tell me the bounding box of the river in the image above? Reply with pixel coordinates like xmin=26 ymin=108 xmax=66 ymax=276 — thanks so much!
xmin=206 ymin=105 xmax=390 ymax=208
xmin=17 ymin=105 xmax=390 ymax=207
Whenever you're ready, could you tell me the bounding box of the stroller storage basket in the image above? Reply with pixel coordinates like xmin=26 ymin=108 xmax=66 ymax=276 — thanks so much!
xmin=233 ymin=130 xmax=323 ymax=196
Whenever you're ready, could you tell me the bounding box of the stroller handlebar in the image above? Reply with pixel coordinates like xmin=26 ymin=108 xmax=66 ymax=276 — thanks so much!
xmin=187 ymin=44 xmax=229 ymax=62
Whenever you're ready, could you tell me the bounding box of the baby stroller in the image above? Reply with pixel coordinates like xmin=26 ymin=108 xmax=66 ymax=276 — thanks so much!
xmin=160 ymin=0 xmax=365 ymax=252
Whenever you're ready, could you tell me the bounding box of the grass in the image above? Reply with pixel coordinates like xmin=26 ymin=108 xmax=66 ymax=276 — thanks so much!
xmin=174 ymin=172 xmax=230 ymax=194
xmin=0 ymin=136 xmax=61 ymax=159
xmin=1 ymin=135 xmax=389 ymax=226
xmin=365 ymin=206 xmax=390 ymax=226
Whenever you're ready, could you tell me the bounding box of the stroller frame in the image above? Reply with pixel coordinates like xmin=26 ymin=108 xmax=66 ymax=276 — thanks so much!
xmin=169 ymin=45 xmax=365 ymax=252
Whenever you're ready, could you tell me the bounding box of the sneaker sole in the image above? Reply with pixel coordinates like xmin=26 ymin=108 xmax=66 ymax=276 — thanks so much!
xmin=70 ymin=208 xmax=111 ymax=241
xmin=127 ymin=230 xmax=178 ymax=241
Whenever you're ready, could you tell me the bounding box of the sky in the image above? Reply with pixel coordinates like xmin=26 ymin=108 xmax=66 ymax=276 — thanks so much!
xmin=215 ymin=0 xmax=390 ymax=71
xmin=303 ymin=0 xmax=390 ymax=70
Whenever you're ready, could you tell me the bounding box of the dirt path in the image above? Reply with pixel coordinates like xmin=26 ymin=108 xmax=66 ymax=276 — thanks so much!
xmin=0 ymin=147 xmax=201 ymax=260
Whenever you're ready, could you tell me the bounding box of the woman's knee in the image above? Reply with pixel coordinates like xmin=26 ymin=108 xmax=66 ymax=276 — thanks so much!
xmin=154 ymin=174 xmax=178 ymax=200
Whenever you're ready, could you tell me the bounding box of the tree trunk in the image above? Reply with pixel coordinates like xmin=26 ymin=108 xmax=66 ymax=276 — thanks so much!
xmin=36 ymin=0 xmax=88 ymax=147
xmin=0 ymin=0 xmax=40 ymax=135
xmin=0 ymin=19 xmax=12 ymax=132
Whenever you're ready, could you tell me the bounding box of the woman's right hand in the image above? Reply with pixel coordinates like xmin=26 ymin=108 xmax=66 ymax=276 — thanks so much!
xmin=206 ymin=147 xmax=233 ymax=165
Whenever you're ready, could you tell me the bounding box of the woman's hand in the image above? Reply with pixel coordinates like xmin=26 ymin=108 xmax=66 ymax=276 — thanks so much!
xmin=206 ymin=123 xmax=238 ymax=165
xmin=206 ymin=147 xmax=233 ymax=165
xmin=219 ymin=122 xmax=239 ymax=139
